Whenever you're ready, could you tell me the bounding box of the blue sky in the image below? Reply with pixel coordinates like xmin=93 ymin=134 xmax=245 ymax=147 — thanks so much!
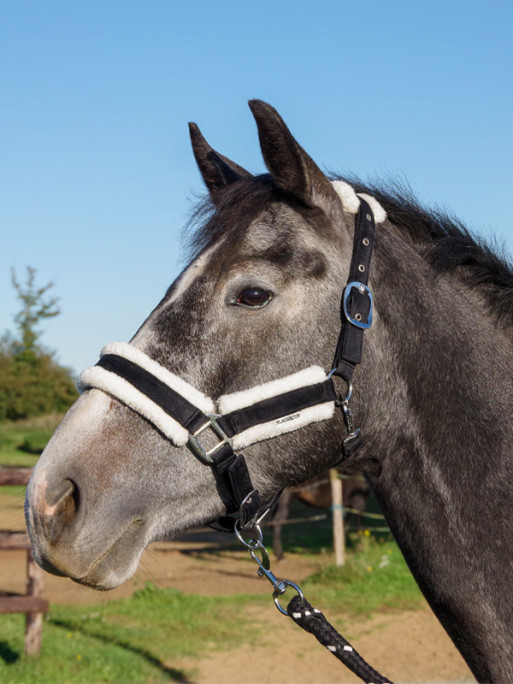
xmin=1 ymin=0 xmax=512 ymax=375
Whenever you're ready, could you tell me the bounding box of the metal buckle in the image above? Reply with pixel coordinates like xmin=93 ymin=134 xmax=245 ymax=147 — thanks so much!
xmin=343 ymin=281 xmax=373 ymax=329
xmin=188 ymin=414 xmax=232 ymax=464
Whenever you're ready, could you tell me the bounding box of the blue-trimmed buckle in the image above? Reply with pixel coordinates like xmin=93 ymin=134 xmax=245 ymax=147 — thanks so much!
xmin=343 ymin=281 xmax=373 ymax=330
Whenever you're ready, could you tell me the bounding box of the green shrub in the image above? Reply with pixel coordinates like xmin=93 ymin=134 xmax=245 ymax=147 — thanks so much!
xmin=0 ymin=267 xmax=78 ymax=423
xmin=0 ymin=348 xmax=77 ymax=422
xmin=18 ymin=430 xmax=52 ymax=454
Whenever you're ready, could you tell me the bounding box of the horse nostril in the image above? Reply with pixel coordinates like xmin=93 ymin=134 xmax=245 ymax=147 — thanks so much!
xmin=43 ymin=479 xmax=79 ymax=545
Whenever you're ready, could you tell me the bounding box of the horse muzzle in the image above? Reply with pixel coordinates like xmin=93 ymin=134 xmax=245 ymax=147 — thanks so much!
xmin=25 ymin=460 xmax=149 ymax=590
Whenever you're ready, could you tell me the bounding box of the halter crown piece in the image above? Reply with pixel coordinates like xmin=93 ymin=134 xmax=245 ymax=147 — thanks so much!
xmin=78 ymin=186 xmax=385 ymax=530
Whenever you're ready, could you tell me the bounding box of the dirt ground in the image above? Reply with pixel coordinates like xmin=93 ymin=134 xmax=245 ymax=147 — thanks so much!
xmin=1 ymin=495 xmax=474 ymax=684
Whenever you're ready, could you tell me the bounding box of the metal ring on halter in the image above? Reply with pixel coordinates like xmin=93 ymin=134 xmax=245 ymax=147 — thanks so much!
xmin=234 ymin=519 xmax=263 ymax=550
xmin=342 ymin=380 xmax=353 ymax=402
xmin=328 ymin=369 xmax=353 ymax=403
xmin=341 ymin=380 xmax=353 ymax=403
xmin=273 ymin=581 xmax=304 ymax=616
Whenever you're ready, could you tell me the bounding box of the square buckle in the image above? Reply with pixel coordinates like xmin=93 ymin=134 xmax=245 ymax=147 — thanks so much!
xmin=188 ymin=414 xmax=232 ymax=464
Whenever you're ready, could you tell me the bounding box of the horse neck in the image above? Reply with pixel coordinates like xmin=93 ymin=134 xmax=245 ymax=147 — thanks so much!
xmin=362 ymin=228 xmax=513 ymax=682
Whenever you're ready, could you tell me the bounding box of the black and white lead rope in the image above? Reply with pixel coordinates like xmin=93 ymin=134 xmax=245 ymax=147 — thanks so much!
xmin=287 ymin=594 xmax=392 ymax=684
xmin=237 ymin=520 xmax=393 ymax=684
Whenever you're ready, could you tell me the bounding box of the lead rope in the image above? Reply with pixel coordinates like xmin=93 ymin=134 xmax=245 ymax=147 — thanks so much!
xmin=235 ymin=521 xmax=393 ymax=684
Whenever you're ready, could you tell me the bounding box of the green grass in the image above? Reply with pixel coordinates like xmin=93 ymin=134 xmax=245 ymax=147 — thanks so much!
xmin=0 ymin=415 xmax=61 ymax=467
xmin=303 ymin=535 xmax=422 ymax=616
xmin=0 ymin=583 xmax=263 ymax=683
xmin=0 ymin=540 xmax=422 ymax=683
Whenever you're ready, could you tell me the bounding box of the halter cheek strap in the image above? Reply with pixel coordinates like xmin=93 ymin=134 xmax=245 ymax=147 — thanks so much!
xmin=332 ymin=198 xmax=376 ymax=381
xmin=77 ymin=193 xmax=383 ymax=530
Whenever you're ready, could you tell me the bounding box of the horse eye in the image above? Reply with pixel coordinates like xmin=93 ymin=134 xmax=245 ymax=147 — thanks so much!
xmin=236 ymin=288 xmax=272 ymax=308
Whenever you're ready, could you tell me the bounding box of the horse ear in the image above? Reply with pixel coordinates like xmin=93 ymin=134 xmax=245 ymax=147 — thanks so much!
xmin=248 ymin=100 xmax=337 ymax=209
xmin=188 ymin=122 xmax=252 ymax=197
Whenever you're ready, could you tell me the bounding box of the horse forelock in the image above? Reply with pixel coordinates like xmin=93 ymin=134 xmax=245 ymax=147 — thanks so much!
xmin=186 ymin=174 xmax=345 ymax=257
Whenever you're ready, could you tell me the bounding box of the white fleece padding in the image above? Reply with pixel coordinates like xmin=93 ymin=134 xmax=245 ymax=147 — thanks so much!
xmin=232 ymin=402 xmax=335 ymax=450
xmin=77 ymin=366 xmax=190 ymax=446
xmin=219 ymin=366 xmax=335 ymax=449
xmin=218 ymin=366 xmax=327 ymax=414
xmin=77 ymin=346 xmax=336 ymax=451
xmin=76 ymin=342 xmax=215 ymax=447
xmin=331 ymin=181 xmax=387 ymax=224
xmin=97 ymin=342 xmax=215 ymax=414
xmin=357 ymin=193 xmax=387 ymax=224
xmin=331 ymin=180 xmax=360 ymax=213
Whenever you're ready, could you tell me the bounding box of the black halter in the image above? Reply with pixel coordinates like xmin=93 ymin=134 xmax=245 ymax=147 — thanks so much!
xmin=78 ymin=199 xmax=376 ymax=531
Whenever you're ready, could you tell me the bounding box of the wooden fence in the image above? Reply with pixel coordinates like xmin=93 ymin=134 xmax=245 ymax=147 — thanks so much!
xmin=0 ymin=466 xmax=48 ymax=655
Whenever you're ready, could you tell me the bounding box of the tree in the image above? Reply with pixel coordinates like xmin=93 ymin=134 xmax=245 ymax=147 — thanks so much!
xmin=11 ymin=266 xmax=60 ymax=359
xmin=0 ymin=268 xmax=77 ymax=421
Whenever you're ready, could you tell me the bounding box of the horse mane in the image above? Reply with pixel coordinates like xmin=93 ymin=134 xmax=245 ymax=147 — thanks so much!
xmin=186 ymin=174 xmax=513 ymax=330
xmin=345 ymin=177 xmax=513 ymax=330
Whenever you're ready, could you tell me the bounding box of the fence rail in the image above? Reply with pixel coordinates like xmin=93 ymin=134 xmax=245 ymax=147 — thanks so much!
xmin=0 ymin=466 xmax=32 ymax=486
xmin=0 ymin=531 xmax=31 ymax=549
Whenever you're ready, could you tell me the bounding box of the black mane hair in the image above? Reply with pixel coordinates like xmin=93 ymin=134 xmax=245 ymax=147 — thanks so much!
xmin=345 ymin=177 xmax=513 ymax=329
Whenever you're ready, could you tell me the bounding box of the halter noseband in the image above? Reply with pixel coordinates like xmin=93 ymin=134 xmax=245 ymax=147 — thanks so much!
xmin=78 ymin=192 xmax=382 ymax=530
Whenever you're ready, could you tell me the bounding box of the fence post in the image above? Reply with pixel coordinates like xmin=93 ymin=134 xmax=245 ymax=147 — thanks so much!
xmin=329 ymin=468 xmax=344 ymax=566
xmin=25 ymin=549 xmax=45 ymax=655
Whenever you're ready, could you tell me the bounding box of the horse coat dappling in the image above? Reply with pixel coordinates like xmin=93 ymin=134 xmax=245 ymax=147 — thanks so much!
xmin=26 ymin=101 xmax=513 ymax=682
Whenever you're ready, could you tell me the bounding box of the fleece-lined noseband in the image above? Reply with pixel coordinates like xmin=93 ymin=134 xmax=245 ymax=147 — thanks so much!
xmin=78 ymin=189 xmax=384 ymax=529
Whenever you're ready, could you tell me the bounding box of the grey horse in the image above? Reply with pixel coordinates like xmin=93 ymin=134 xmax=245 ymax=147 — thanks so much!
xmin=26 ymin=101 xmax=513 ymax=682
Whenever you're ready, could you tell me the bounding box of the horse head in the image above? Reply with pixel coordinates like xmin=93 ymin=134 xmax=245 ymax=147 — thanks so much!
xmin=26 ymin=101 xmax=380 ymax=590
